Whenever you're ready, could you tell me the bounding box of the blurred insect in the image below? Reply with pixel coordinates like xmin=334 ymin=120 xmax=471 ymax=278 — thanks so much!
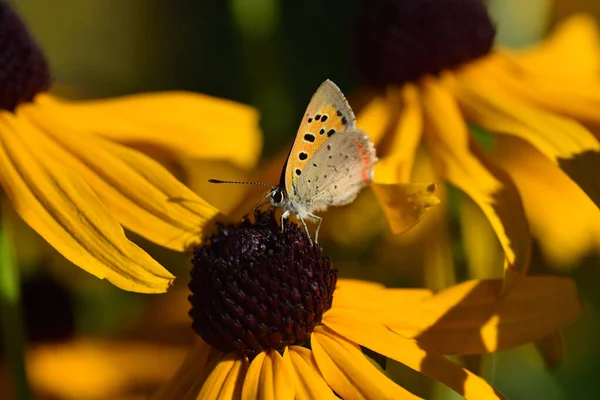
xmin=210 ymin=79 xmax=377 ymax=244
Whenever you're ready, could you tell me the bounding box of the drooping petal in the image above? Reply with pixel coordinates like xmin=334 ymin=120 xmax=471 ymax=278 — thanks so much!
xmin=241 ymin=350 xmax=295 ymax=400
xmin=197 ymin=352 xmax=247 ymax=400
xmin=152 ymin=339 xmax=222 ymax=400
xmin=0 ymin=112 xmax=174 ymax=293
xmin=452 ymin=64 xmax=600 ymax=207
xmin=420 ymin=78 xmax=530 ymax=290
xmin=322 ymin=316 xmax=504 ymax=399
xmin=34 ymin=92 xmax=263 ymax=169
xmin=534 ymin=333 xmax=565 ymax=371
xmin=371 ymin=172 xmax=440 ymax=235
xmin=284 ymin=347 xmax=337 ymax=400
xmin=311 ymin=327 xmax=423 ymax=399
xmin=492 ymin=135 xmax=600 ymax=266
xmin=18 ymin=104 xmax=223 ymax=252
xmin=404 ymin=276 xmax=581 ymax=354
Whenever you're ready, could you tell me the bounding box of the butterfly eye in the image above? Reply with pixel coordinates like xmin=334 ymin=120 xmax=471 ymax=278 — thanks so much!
xmin=272 ymin=191 xmax=283 ymax=204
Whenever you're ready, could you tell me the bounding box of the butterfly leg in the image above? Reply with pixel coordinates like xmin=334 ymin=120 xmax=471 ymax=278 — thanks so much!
xmin=298 ymin=216 xmax=313 ymax=245
xmin=307 ymin=213 xmax=322 ymax=244
xmin=280 ymin=210 xmax=290 ymax=232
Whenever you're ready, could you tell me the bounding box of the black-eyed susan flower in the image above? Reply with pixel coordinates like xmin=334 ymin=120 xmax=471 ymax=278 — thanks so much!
xmin=353 ymin=0 xmax=600 ymax=277
xmin=152 ymin=210 xmax=580 ymax=399
xmin=0 ymin=1 xmax=260 ymax=293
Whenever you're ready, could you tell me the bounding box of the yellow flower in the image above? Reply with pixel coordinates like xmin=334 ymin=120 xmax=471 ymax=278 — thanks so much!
xmin=0 ymin=2 xmax=261 ymax=292
xmin=354 ymin=0 xmax=600 ymax=277
xmin=152 ymin=211 xmax=580 ymax=399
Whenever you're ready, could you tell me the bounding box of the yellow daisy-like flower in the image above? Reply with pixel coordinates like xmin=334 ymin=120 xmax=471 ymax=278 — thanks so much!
xmin=152 ymin=210 xmax=580 ymax=399
xmin=0 ymin=2 xmax=260 ymax=292
xmin=354 ymin=0 xmax=600 ymax=275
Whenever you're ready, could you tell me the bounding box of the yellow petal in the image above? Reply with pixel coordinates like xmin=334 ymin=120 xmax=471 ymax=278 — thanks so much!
xmin=458 ymin=192 xmax=504 ymax=279
xmin=35 ymin=92 xmax=262 ymax=169
xmin=332 ymin=279 xmax=433 ymax=327
xmin=371 ymin=175 xmax=440 ymax=235
xmin=453 ymin=65 xmax=600 ymax=207
xmin=356 ymin=93 xmax=395 ymax=146
xmin=153 ymin=339 xmax=223 ymax=400
xmin=242 ymin=350 xmax=294 ymax=400
xmin=0 ymin=112 xmax=173 ymax=293
xmin=312 ymin=327 xmax=423 ymax=399
xmin=375 ymin=84 xmax=423 ymax=181
xmin=506 ymin=13 xmax=600 ymax=80
xmin=474 ymin=52 xmax=600 ymax=137
xmin=322 ymin=315 xmax=504 ymax=399
xmin=491 ymin=135 xmax=600 ymax=267
xmin=404 ymin=276 xmax=581 ymax=354
xmin=18 ymin=104 xmax=222 ymax=252
xmin=420 ymin=79 xmax=531 ymax=290
xmin=28 ymin=339 xmax=187 ymax=400
xmin=284 ymin=347 xmax=338 ymax=400
xmin=197 ymin=352 xmax=247 ymax=400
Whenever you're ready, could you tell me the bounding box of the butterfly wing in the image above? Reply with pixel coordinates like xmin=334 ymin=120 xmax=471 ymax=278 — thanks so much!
xmin=294 ymin=128 xmax=377 ymax=213
xmin=283 ymin=80 xmax=356 ymax=197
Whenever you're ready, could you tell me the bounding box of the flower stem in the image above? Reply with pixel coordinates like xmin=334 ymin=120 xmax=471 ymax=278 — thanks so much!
xmin=0 ymin=205 xmax=32 ymax=400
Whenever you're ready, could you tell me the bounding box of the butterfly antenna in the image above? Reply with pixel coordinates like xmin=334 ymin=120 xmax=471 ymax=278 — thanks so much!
xmin=208 ymin=179 xmax=275 ymax=188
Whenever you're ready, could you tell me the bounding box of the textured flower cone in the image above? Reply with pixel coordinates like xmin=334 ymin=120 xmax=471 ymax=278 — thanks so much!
xmin=189 ymin=211 xmax=337 ymax=356
xmin=150 ymin=210 xmax=583 ymax=399
xmin=354 ymin=0 xmax=495 ymax=86
xmin=0 ymin=0 xmax=51 ymax=110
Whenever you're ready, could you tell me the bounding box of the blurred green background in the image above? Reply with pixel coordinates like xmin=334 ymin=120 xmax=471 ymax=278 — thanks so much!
xmin=2 ymin=0 xmax=600 ymax=399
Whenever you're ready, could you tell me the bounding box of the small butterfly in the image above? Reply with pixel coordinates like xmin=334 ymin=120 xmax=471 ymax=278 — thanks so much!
xmin=210 ymin=80 xmax=378 ymax=244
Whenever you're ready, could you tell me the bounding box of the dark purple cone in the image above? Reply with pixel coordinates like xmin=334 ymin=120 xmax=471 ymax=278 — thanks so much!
xmin=189 ymin=210 xmax=337 ymax=356
xmin=0 ymin=0 xmax=51 ymax=111
xmin=354 ymin=0 xmax=496 ymax=87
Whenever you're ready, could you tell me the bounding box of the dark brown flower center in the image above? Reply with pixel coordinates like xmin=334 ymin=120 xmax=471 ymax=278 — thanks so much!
xmin=188 ymin=210 xmax=337 ymax=356
xmin=354 ymin=0 xmax=496 ymax=86
xmin=0 ymin=0 xmax=51 ymax=112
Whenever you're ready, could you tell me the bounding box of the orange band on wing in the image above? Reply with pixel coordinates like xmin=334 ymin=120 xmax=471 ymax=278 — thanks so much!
xmin=354 ymin=139 xmax=374 ymax=183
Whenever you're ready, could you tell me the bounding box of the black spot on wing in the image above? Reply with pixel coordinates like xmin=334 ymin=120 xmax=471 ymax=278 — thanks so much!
xmin=304 ymin=133 xmax=316 ymax=142
xmin=299 ymin=152 xmax=308 ymax=160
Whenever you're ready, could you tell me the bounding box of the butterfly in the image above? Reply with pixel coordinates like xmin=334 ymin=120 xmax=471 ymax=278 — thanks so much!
xmin=210 ymin=80 xmax=378 ymax=244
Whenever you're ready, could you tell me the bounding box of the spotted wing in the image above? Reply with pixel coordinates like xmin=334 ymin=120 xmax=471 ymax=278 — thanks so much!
xmin=295 ymin=128 xmax=377 ymax=213
xmin=283 ymin=80 xmax=356 ymax=197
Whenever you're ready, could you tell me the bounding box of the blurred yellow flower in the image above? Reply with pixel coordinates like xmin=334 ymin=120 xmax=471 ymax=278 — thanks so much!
xmin=149 ymin=211 xmax=579 ymax=400
xmin=0 ymin=2 xmax=261 ymax=292
xmin=354 ymin=0 xmax=600 ymax=280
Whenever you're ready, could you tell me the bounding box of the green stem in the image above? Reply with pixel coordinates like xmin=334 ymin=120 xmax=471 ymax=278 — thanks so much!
xmin=0 ymin=205 xmax=32 ymax=400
